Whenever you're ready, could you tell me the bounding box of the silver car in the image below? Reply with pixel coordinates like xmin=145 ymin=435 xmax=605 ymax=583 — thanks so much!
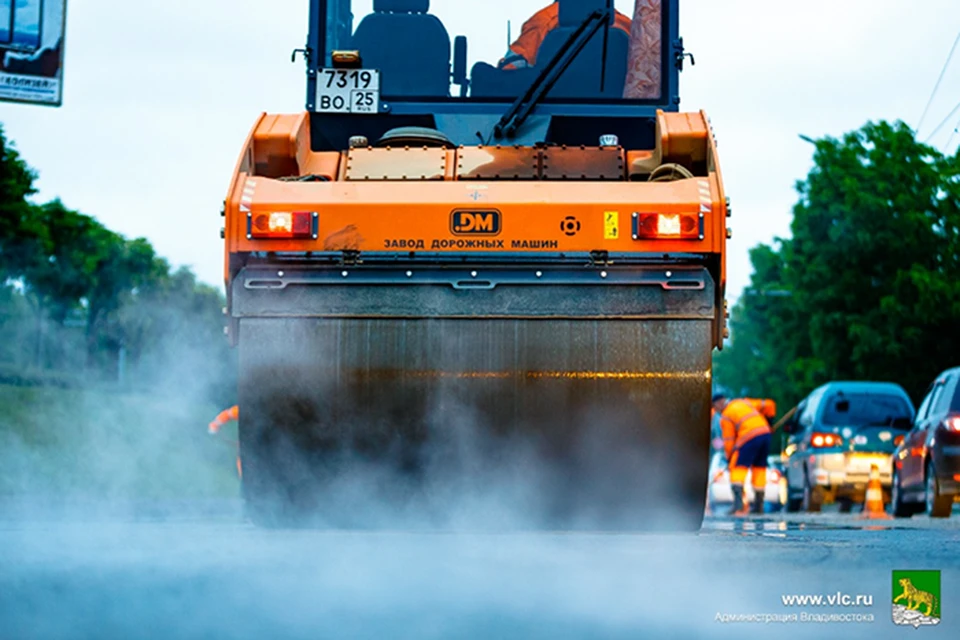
xmin=782 ymin=382 xmax=915 ymax=512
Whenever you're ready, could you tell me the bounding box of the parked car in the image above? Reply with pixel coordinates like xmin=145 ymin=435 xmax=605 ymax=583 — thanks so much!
xmin=707 ymin=452 xmax=786 ymax=513
xmin=782 ymin=382 xmax=915 ymax=513
xmin=891 ymin=367 xmax=960 ymax=518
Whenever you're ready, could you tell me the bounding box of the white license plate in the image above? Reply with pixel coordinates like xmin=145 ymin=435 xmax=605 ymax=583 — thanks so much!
xmin=316 ymin=69 xmax=380 ymax=114
xmin=848 ymin=454 xmax=889 ymax=472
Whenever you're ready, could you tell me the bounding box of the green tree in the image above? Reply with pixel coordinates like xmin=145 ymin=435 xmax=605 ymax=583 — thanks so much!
xmin=84 ymin=235 xmax=165 ymax=369
xmin=0 ymin=124 xmax=39 ymax=280
xmin=0 ymin=125 xmax=234 ymax=399
xmin=716 ymin=120 xmax=960 ymax=409
xmin=12 ymin=201 xmax=109 ymax=369
xmin=787 ymin=121 xmax=960 ymax=401
xmin=23 ymin=200 xmax=109 ymax=325
xmin=714 ymin=243 xmax=802 ymax=408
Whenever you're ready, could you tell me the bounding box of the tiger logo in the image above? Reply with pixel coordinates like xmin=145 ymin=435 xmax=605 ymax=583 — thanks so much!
xmin=894 ymin=578 xmax=938 ymax=618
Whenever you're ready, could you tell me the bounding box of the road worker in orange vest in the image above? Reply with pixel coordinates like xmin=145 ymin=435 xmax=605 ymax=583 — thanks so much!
xmin=713 ymin=393 xmax=772 ymax=516
xmin=745 ymin=398 xmax=777 ymax=420
xmin=499 ymin=1 xmax=632 ymax=69
xmin=208 ymin=405 xmax=239 ymax=435
xmin=208 ymin=405 xmax=242 ymax=478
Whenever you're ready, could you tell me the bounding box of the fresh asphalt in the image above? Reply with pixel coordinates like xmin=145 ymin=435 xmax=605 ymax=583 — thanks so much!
xmin=0 ymin=500 xmax=957 ymax=640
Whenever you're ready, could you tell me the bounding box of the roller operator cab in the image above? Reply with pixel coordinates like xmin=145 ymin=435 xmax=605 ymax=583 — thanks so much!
xmin=223 ymin=0 xmax=728 ymax=530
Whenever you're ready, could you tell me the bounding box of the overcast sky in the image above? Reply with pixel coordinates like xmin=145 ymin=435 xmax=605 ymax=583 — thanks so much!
xmin=1 ymin=0 xmax=959 ymax=301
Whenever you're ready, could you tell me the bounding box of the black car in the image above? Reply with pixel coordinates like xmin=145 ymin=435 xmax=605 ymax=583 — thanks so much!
xmin=891 ymin=367 xmax=960 ymax=518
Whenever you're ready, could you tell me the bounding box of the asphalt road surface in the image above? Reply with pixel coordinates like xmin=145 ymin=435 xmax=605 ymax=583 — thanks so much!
xmin=1 ymin=500 xmax=957 ymax=640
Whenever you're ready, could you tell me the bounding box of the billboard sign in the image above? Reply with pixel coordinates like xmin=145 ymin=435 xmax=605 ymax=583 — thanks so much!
xmin=0 ymin=0 xmax=66 ymax=106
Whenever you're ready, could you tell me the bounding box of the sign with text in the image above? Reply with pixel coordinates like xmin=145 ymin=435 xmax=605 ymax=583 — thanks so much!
xmin=315 ymin=68 xmax=379 ymax=114
xmin=0 ymin=0 xmax=67 ymax=106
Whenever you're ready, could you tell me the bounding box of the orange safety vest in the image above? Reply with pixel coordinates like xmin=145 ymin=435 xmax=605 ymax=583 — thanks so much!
xmin=209 ymin=405 xmax=239 ymax=434
xmin=745 ymin=398 xmax=777 ymax=420
xmin=506 ymin=2 xmax=632 ymax=67
xmin=719 ymin=399 xmax=771 ymax=459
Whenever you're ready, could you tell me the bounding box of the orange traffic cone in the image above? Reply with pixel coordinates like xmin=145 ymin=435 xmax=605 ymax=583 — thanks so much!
xmin=860 ymin=464 xmax=891 ymax=520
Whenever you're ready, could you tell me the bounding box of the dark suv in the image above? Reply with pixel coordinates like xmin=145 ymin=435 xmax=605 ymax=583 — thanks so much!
xmin=891 ymin=367 xmax=960 ymax=518
xmin=783 ymin=382 xmax=915 ymax=512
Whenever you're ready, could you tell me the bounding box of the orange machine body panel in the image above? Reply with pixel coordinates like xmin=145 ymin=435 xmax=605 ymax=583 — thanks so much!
xmin=227 ymin=179 xmax=723 ymax=254
xmin=223 ymin=109 xmax=729 ymax=345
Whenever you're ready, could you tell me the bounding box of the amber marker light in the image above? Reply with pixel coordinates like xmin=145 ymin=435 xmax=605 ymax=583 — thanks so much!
xmin=331 ymin=50 xmax=363 ymax=68
xmin=632 ymin=212 xmax=704 ymax=240
xmin=247 ymin=211 xmax=318 ymax=240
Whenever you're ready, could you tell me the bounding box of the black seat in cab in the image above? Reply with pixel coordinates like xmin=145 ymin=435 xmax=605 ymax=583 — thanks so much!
xmin=351 ymin=0 xmax=451 ymax=97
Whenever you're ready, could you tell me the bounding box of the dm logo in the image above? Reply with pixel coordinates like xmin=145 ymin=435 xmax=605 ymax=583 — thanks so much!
xmin=892 ymin=570 xmax=941 ymax=628
xmin=451 ymin=210 xmax=501 ymax=236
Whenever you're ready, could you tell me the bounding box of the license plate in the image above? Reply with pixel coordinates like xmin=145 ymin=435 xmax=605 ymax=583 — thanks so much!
xmin=316 ymin=69 xmax=380 ymax=114
xmin=848 ymin=454 xmax=889 ymax=472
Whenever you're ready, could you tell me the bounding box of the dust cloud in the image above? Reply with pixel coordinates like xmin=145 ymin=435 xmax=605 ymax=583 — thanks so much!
xmin=271 ymin=400 xmax=706 ymax=533
xmin=0 ymin=304 xmax=736 ymax=639
xmin=0 ymin=292 xmax=239 ymax=520
xmin=0 ymin=309 xmax=912 ymax=640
